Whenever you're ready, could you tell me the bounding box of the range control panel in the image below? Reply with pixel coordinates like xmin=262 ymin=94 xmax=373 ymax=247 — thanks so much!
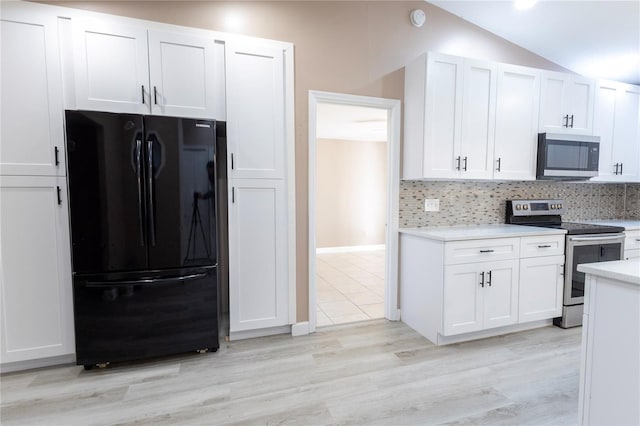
xmin=508 ymin=199 xmax=565 ymax=216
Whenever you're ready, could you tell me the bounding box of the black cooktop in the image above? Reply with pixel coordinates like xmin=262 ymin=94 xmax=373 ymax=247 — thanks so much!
xmin=528 ymin=221 xmax=625 ymax=235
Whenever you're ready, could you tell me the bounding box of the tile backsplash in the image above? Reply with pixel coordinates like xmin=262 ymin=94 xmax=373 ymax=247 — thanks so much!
xmin=399 ymin=181 xmax=640 ymax=228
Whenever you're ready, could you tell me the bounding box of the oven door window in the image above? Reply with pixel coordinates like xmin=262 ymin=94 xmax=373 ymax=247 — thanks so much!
xmin=571 ymin=242 xmax=623 ymax=299
xmin=571 ymin=244 xmax=600 ymax=299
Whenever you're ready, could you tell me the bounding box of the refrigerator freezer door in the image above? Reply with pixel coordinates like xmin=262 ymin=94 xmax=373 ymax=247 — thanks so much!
xmin=66 ymin=111 xmax=148 ymax=273
xmin=73 ymin=266 xmax=218 ymax=367
xmin=144 ymin=116 xmax=217 ymax=270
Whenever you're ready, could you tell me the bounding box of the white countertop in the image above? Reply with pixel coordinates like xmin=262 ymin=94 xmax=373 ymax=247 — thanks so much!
xmin=399 ymin=224 xmax=567 ymax=241
xmin=578 ymin=260 xmax=640 ymax=286
xmin=581 ymin=219 xmax=640 ymax=231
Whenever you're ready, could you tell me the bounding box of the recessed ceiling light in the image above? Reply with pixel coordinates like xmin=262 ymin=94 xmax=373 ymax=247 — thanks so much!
xmin=514 ymin=0 xmax=538 ymax=10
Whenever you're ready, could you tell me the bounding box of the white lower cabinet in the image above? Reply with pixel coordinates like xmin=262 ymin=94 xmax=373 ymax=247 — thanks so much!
xmin=444 ymin=259 xmax=519 ymax=336
xmin=519 ymin=255 xmax=564 ymax=322
xmin=0 ymin=176 xmax=74 ymax=365
xmin=400 ymin=231 xmax=565 ymax=345
xmin=624 ymin=230 xmax=640 ymax=260
xmin=228 ymin=179 xmax=288 ymax=333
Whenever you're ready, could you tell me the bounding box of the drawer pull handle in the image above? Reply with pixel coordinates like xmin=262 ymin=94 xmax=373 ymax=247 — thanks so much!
xmin=479 ymin=249 xmax=494 ymax=253
xmin=635 ymin=239 xmax=640 ymax=242
xmin=538 ymin=245 xmax=552 ymax=248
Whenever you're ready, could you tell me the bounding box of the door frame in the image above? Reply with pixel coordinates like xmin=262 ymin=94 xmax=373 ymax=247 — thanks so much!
xmin=308 ymin=90 xmax=401 ymax=332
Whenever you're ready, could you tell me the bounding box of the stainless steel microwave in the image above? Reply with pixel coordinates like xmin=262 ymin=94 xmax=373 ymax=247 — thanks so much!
xmin=536 ymin=133 xmax=600 ymax=180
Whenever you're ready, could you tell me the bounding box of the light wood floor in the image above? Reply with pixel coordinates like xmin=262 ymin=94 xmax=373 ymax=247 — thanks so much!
xmin=1 ymin=320 xmax=582 ymax=425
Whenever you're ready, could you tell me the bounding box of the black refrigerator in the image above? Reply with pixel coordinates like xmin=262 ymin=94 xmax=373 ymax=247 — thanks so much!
xmin=65 ymin=110 xmax=226 ymax=369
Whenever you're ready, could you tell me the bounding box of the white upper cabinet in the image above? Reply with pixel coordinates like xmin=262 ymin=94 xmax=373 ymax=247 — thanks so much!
xmin=73 ymin=18 xmax=150 ymax=114
xmin=422 ymin=53 xmax=463 ymax=179
xmin=459 ymin=59 xmax=497 ymax=180
xmin=73 ymin=18 xmax=223 ymax=119
xmin=403 ymin=52 xmax=496 ymax=179
xmin=539 ymin=71 xmax=595 ymax=135
xmin=0 ymin=3 xmax=65 ymax=176
xmin=226 ymin=41 xmax=286 ymax=179
xmin=493 ymin=64 xmax=541 ymax=181
xmin=592 ymin=80 xmax=640 ymax=182
xmin=148 ymin=30 xmax=221 ymax=119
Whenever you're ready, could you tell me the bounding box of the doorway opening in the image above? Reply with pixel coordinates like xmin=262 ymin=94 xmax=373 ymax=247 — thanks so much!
xmin=308 ymin=91 xmax=401 ymax=332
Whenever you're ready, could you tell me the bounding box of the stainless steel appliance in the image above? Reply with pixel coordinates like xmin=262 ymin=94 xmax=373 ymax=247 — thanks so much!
xmin=65 ymin=110 xmax=227 ymax=369
xmin=506 ymin=199 xmax=624 ymax=328
xmin=537 ymin=133 xmax=601 ymax=180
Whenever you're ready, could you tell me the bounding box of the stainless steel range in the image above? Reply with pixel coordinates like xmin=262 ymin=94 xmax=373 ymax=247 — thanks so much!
xmin=506 ymin=199 xmax=625 ymax=328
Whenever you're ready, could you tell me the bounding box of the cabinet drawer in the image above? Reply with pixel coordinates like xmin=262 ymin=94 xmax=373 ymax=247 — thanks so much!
xmin=444 ymin=238 xmax=519 ymax=265
xmin=624 ymin=230 xmax=640 ymax=251
xmin=520 ymin=235 xmax=565 ymax=258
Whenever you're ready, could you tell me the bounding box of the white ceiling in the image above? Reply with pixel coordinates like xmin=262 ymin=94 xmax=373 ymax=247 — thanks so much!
xmin=316 ymin=103 xmax=388 ymax=143
xmin=427 ymin=0 xmax=640 ymax=85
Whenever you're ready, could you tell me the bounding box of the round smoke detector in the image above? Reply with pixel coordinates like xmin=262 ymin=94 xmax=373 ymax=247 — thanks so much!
xmin=410 ymin=9 xmax=426 ymax=28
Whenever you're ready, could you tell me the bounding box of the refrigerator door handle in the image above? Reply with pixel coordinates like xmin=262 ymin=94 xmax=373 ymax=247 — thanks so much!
xmin=135 ymin=138 xmax=145 ymax=246
xmin=85 ymin=273 xmax=208 ymax=287
xmin=147 ymin=139 xmax=156 ymax=246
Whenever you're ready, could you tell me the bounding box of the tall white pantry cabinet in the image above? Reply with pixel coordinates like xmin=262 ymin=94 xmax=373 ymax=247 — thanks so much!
xmin=1 ymin=1 xmax=295 ymax=371
xmin=225 ymin=41 xmax=294 ymax=335
xmin=0 ymin=2 xmax=75 ymax=368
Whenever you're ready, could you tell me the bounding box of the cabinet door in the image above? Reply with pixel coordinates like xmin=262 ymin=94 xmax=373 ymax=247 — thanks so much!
xmin=566 ymin=76 xmax=595 ymax=134
xmin=494 ymin=64 xmax=540 ymax=180
xmin=0 ymin=176 xmax=74 ymax=363
xmin=593 ymin=81 xmax=620 ymax=179
xmin=519 ymin=255 xmax=564 ymax=322
xmin=443 ymin=263 xmax=483 ymax=336
xmin=540 ymin=71 xmax=594 ymax=135
xmin=148 ymin=30 xmax=222 ymax=119
xmin=539 ymin=71 xmax=568 ymax=133
xmin=594 ymin=81 xmax=640 ymax=182
xmin=0 ymin=4 xmax=65 ymax=176
xmin=423 ymin=53 xmax=463 ymax=179
xmin=73 ymin=17 xmax=150 ymax=114
xmin=612 ymin=85 xmax=640 ymax=180
xmin=228 ymin=179 xmax=288 ymax=332
xmin=226 ymin=42 xmax=285 ymax=179
xmin=483 ymin=260 xmax=519 ymax=329
xmin=459 ymin=59 xmax=497 ymax=179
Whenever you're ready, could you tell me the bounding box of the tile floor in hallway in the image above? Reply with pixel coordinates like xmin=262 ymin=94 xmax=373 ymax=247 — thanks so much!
xmin=316 ymin=249 xmax=385 ymax=326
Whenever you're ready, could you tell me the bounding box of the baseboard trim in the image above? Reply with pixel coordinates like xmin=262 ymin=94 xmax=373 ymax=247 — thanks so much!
xmin=228 ymin=325 xmax=291 ymax=341
xmin=1 ymin=354 xmax=76 ymax=374
xmin=316 ymin=244 xmax=385 ymax=254
xmin=291 ymin=321 xmax=310 ymax=336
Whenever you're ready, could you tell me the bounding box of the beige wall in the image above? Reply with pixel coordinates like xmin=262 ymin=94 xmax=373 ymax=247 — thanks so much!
xmin=42 ymin=0 xmax=568 ymax=322
xmin=317 ymin=138 xmax=387 ymax=248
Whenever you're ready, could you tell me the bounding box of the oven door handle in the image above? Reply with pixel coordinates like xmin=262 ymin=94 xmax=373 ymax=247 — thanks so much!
xmin=568 ymin=235 xmax=624 ymax=243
